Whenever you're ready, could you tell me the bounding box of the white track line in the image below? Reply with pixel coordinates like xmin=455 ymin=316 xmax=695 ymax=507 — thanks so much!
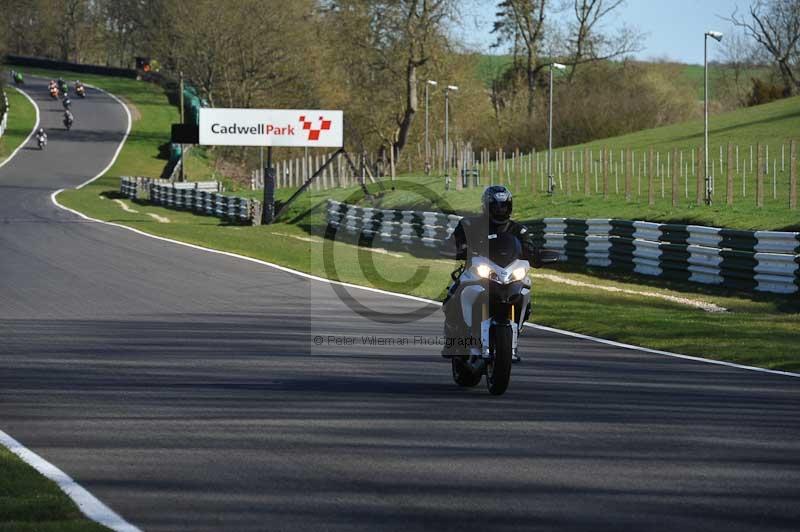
xmin=48 ymin=85 xmax=800 ymax=381
xmin=0 ymin=431 xmax=142 ymax=532
xmin=0 ymin=86 xmax=40 ymax=170
xmin=0 ymin=77 xmax=141 ymax=532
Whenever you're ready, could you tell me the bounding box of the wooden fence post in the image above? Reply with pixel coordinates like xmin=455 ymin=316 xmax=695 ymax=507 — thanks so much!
xmin=583 ymin=147 xmax=590 ymax=195
xmin=791 ymin=140 xmax=797 ymax=210
xmin=757 ymin=143 xmax=764 ymax=208
xmin=648 ymin=147 xmax=655 ymax=206
xmin=625 ymin=148 xmax=632 ymax=201
xmin=727 ymin=143 xmax=734 ymax=206
xmin=696 ymin=147 xmax=704 ymax=205
xmin=672 ymin=148 xmax=679 ymax=207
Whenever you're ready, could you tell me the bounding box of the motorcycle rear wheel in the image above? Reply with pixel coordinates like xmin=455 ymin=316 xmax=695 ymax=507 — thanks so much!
xmin=452 ymin=357 xmax=482 ymax=387
xmin=486 ymin=326 xmax=513 ymax=396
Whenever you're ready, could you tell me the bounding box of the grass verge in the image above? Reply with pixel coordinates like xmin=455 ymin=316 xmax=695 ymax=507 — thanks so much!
xmin=22 ymin=65 xmax=793 ymax=372
xmin=0 ymin=447 xmax=111 ymax=531
xmin=0 ymin=86 xmax=37 ymax=163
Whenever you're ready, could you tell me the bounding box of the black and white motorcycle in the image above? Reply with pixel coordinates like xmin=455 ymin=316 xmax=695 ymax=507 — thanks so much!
xmin=443 ymin=232 xmax=547 ymax=395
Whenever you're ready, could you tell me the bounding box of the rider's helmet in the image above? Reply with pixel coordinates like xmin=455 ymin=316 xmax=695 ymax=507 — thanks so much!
xmin=38 ymin=127 xmax=44 ymax=135
xmin=482 ymin=185 xmax=513 ymax=224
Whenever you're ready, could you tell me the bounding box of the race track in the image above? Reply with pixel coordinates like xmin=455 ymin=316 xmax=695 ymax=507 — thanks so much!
xmin=1 ymin=77 xmax=799 ymax=532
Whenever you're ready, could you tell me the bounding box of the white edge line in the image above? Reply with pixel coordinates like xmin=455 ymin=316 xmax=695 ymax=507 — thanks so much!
xmin=0 ymin=85 xmax=40 ymax=170
xmin=0 ymin=430 xmax=142 ymax=532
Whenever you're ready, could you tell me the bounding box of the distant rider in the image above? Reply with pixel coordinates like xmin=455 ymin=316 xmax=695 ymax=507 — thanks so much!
xmin=36 ymin=127 xmax=47 ymax=146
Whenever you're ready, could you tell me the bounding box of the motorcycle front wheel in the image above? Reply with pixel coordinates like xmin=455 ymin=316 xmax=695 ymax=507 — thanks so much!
xmin=486 ymin=325 xmax=513 ymax=396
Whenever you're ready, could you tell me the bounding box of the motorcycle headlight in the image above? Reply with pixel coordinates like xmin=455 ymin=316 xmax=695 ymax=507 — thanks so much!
xmin=475 ymin=264 xmax=492 ymax=278
xmin=511 ymin=267 xmax=528 ymax=281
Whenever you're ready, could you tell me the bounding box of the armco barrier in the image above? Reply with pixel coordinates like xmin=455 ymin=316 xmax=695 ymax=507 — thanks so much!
xmin=120 ymin=177 xmax=260 ymax=224
xmin=326 ymin=201 xmax=800 ymax=294
xmin=327 ymin=199 xmax=460 ymax=249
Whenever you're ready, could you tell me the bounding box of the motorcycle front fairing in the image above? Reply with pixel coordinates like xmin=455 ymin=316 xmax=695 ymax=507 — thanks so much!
xmin=457 ymin=256 xmax=531 ymax=358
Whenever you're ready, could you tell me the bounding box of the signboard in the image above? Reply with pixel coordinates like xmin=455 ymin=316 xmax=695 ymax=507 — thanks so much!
xmin=199 ymin=108 xmax=343 ymax=148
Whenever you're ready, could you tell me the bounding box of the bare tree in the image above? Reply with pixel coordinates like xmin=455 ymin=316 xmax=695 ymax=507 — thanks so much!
xmin=731 ymin=0 xmax=800 ymax=95
xmin=566 ymin=0 xmax=643 ymax=81
xmin=492 ymin=0 xmax=548 ymax=117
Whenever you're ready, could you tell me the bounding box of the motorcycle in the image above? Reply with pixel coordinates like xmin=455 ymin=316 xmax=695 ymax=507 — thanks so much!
xmin=75 ymin=84 xmax=85 ymax=98
xmin=49 ymin=85 xmax=59 ymax=98
xmin=11 ymin=71 xmax=24 ymax=85
xmin=37 ymin=135 xmax=47 ymax=150
xmin=63 ymin=115 xmax=73 ymax=131
xmin=59 ymin=81 xmax=68 ymax=95
xmin=442 ymin=232 xmax=557 ymax=395
xmin=62 ymin=97 xmax=72 ymax=110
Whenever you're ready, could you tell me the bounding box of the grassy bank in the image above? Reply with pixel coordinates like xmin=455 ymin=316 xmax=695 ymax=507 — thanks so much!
xmin=15 ymin=65 xmax=789 ymax=372
xmin=0 ymin=86 xmax=37 ymax=163
xmin=0 ymin=448 xmax=111 ymax=531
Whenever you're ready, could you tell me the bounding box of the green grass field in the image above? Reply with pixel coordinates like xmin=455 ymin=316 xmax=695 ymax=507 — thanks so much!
xmin=0 ymin=86 xmax=37 ymax=163
xmin=9 ymin=65 xmax=793 ymax=374
xmin=313 ymin=94 xmax=800 ymax=231
xmin=0 ymin=448 xmax=111 ymax=531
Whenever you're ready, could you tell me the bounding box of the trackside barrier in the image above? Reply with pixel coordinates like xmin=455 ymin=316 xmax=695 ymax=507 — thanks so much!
xmin=326 ymin=199 xmax=460 ymax=249
xmin=120 ymin=177 xmax=261 ymax=225
xmin=326 ymin=200 xmax=800 ymax=294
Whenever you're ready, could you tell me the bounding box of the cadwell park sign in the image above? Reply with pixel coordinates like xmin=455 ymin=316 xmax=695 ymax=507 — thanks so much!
xmin=199 ymin=108 xmax=344 ymax=148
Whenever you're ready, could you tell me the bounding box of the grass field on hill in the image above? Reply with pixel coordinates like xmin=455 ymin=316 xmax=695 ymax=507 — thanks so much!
xmin=290 ymin=94 xmax=798 ymax=231
xmin=0 ymin=86 xmax=37 ymax=163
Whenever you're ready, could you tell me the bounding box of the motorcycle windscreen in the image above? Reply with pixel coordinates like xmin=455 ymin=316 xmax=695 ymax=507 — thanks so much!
xmin=489 ymin=232 xmax=521 ymax=268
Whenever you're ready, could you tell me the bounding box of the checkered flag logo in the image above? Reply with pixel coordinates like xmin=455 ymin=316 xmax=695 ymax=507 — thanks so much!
xmin=299 ymin=115 xmax=332 ymax=141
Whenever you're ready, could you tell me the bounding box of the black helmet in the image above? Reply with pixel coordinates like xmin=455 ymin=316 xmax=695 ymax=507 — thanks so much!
xmin=482 ymin=185 xmax=513 ymax=224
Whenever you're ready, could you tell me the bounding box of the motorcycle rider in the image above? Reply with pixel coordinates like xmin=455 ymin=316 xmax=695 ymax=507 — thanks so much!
xmin=63 ymin=109 xmax=74 ymax=129
xmin=442 ymin=185 xmax=542 ymax=362
xmin=75 ymin=80 xmax=85 ymax=96
xmin=35 ymin=127 xmax=47 ymax=148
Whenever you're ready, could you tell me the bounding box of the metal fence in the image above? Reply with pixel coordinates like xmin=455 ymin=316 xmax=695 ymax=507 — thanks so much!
xmin=326 ymin=200 xmax=800 ymax=294
xmin=120 ymin=177 xmax=261 ymax=224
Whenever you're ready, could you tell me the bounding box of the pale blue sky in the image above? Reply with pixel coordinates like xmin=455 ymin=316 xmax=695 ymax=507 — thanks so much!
xmin=456 ymin=0 xmax=750 ymax=65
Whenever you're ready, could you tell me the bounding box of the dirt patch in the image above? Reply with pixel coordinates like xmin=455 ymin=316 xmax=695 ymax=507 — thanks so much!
xmin=119 ymin=96 xmax=141 ymax=121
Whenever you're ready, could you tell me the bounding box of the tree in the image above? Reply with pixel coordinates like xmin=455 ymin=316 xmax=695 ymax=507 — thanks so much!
xmin=491 ymin=0 xmax=548 ymax=117
xmin=321 ymin=0 xmax=454 ymax=158
xmin=731 ymin=0 xmax=800 ymax=95
xmin=566 ymin=0 xmax=643 ymax=81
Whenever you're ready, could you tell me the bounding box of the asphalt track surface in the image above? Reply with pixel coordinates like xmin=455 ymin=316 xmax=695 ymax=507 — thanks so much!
xmin=1 ymin=77 xmax=799 ymax=532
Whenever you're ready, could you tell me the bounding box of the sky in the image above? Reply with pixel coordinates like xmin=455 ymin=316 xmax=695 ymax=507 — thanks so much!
xmin=456 ymin=0 xmax=751 ymax=65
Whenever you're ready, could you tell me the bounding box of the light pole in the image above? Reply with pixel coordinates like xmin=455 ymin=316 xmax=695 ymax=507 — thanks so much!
xmin=425 ymin=79 xmax=438 ymax=175
xmin=444 ymin=84 xmax=458 ymax=188
xmin=547 ymin=63 xmax=566 ymax=194
xmin=704 ymin=30 xmax=723 ymax=205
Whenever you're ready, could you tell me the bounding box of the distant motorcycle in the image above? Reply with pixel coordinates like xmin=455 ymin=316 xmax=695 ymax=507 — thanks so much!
xmin=75 ymin=84 xmax=85 ymax=98
xmin=63 ymin=97 xmax=72 ymax=110
xmin=11 ymin=70 xmax=24 ymax=85
xmin=49 ymin=85 xmax=59 ymax=98
xmin=37 ymin=135 xmax=47 ymax=150
xmin=63 ymin=113 xmax=73 ymax=131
